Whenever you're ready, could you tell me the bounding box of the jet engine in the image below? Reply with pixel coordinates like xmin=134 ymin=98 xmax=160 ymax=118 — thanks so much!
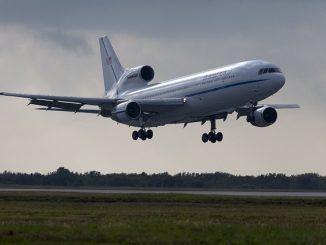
xmin=127 ymin=65 xmax=155 ymax=82
xmin=111 ymin=101 xmax=141 ymax=122
xmin=139 ymin=65 xmax=155 ymax=82
xmin=248 ymin=106 xmax=277 ymax=127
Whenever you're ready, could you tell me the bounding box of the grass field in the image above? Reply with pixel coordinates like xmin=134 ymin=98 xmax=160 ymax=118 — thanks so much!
xmin=0 ymin=192 xmax=326 ymax=244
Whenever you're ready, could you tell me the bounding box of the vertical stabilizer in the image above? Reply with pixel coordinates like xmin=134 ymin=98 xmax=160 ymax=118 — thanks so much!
xmin=99 ymin=36 xmax=125 ymax=94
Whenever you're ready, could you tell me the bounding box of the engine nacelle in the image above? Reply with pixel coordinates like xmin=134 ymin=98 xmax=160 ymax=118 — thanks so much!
xmin=140 ymin=65 xmax=155 ymax=82
xmin=111 ymin=101 xmax=141 ymax=122
xmin=128 ymin=65 xmax=155 ymax=82
xmin=249 ymin=106 xmax=277 ymax=127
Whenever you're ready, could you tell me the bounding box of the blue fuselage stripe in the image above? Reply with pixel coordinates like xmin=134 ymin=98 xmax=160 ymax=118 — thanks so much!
xmin=185 ymin=79 xmax=269 ymax=97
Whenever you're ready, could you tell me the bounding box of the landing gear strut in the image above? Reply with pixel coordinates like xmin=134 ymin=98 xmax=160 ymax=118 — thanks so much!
xmin=132 ymin=128 xmax=153 ymax=141
xmin=202 ymin=118 xmax=223 ymax=143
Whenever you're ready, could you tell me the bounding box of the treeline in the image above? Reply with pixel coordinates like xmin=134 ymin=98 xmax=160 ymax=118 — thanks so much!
xmin=0 ymin=167 xmax=326 ymax=190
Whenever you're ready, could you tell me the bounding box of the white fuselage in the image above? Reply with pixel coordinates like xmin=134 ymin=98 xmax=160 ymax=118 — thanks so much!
xmin=114 ymin=60 xmax=285 ymax=127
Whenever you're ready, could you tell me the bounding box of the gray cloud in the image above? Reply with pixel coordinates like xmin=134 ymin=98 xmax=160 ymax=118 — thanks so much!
xmin=37 ymin=30 xmax=93 ymax=55
xmin=1 ymin=1 xmax=325 ymax=38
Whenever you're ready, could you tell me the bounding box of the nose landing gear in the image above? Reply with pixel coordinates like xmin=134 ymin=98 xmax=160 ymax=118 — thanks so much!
xmin=132 ymin=128 xmax=153 ymax=141
xmin=202 ymin=118 xmax=223 ymax=143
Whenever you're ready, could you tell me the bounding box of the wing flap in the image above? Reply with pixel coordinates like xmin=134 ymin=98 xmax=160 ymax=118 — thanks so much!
xmin=1 ymin=92 xmax=121 ymax=106
xmin=36 ymin=108 xmax=100 ymax=114
xmin=29 ymin=99 xmax=83 ymax=111
xmin=0 ymin=92 xmax=125 ymax=114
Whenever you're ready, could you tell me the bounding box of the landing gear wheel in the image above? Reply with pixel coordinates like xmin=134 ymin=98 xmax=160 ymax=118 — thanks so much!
xmin=146 ymin=129 xmax=153 ymax=139
xmin=201 ymin=117 xmax=225 ymax=143
xmin=133 ymin=128 xmax=154 ymax=141
xmin=141 ymin=131 xmax=147 ymax=141
xmin=138 ymin=129 xmax=142 ymax=138
xmin=132 ymin=131 xmax=139 ymax=140
xmin=208 ymin=132 xmax=216 ymax=143
xmin=216 ymin=132 xmax=223 ymax=142
xmin=138 ymin=129 xmax=146 ymax=140
xmin=210 ymin=136 xmax=217 ymax=143
xmin=202 ymin=133 xmax=209 ymax=143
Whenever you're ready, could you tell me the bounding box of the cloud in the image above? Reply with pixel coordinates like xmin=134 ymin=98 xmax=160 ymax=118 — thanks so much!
xmin=0 ymin=25 xmax=100 ymax=95
xmin=37 ymin=30 xmax=93 ymax=55
xmin=1 ymin=1 xmax=325 ymax=37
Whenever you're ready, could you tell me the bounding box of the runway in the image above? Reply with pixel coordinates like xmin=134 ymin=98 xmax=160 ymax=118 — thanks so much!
xmin=0 ymin=188 xmax=326 ymax=197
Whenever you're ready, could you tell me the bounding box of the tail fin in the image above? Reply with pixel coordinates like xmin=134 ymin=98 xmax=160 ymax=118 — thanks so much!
xmin=99 ymin=36 xmax=125 ymax=94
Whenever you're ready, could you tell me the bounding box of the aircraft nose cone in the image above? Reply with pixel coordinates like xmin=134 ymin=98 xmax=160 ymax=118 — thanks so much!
xmin=275 ymin=75 xmax=285 ymax=90
xmin=280 ymin=75 xmax=285 ymax=88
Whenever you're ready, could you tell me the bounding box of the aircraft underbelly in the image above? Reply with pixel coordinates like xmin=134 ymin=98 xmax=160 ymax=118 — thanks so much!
xmin=143 ymin=82 xmax=257 ymax=127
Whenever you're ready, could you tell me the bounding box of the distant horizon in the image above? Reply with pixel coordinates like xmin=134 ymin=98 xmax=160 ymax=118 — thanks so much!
xmin=1 ymin=166 xmax=324 ymax=177
xmin=0 ymin=167 xmax=324 ymax=190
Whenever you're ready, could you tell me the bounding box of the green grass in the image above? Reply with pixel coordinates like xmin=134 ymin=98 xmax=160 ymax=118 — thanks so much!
xmin=0 ymin=192 xmax=326 ymax=244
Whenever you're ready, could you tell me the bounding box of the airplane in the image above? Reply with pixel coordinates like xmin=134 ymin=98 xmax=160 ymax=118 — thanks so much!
xmin=0 ymin=36 xmax=299 ymax=143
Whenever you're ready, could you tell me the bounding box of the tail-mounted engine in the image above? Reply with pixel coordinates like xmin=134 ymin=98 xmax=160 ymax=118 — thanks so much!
xmin=247 ymin=106 xmax=277 ymax=127
xmin=117 ymin=65 xmax=155 ymax=94
xmin=139 ymin=65 xmax=155 ymax=82
xmin=111 ymin=101 xmax=142 ymax=122
xmin=127 ymin=65 xmax=155 ymax=82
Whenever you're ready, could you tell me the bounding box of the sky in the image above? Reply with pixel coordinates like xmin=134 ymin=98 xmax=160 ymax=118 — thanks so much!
xmin=0 ymin=0 xmax=325 ymax=175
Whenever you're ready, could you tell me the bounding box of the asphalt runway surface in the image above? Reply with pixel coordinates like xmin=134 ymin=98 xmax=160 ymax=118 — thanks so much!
xmin=0 ymin=188 xmax=326 ymax=197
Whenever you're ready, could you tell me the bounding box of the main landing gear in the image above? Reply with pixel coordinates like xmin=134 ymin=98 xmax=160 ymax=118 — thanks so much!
xmin=202 ymin=118 xmax=223 ymax=143
xmin=132 ymin=128 xmax=153 ymax=141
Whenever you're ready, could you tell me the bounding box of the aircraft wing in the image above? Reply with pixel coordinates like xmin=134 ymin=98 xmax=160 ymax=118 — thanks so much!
xmin=0 ymin=92 xmax=186 ymax=114
xmin=236 ymin=103 xmax=300 ymax=119
xmin=34 ymin=98 xmax=186 ymax=114
xmin=0 ymin=92 xmax=122 ymax=112
xmin=35 ymin=108 xmax=101 ymax=114
xmin=263 ymin=104 xmax=300 ymax=109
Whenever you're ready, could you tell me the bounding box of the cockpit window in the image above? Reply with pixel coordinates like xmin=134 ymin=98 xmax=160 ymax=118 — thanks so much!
xmin=258 ymin=67 xmax=282 ymax=75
